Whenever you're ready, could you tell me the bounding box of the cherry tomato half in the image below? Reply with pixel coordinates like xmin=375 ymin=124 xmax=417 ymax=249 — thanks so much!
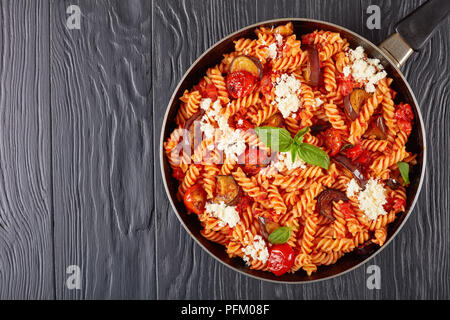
xmin=226 ymin=71 xmax=256 ymax=99
xmin=385 ymin=195 xmax=406 ymax=212
xmin=235 ymin=195 xmax=253 ymax=215
xmin=238 ymin=148 xmax=261 ymax=176
xmin=395 ymin=103 xmax=414 ymax=122
xmin=323 ymin=127 xmax=342 ymax=156
xmin=197 ymin=78 xmax=219 ymax=101
xmin=383 ymin=196 xmax=395 ymax=212
xmin=234 ymin=116 xmax=254 ymax=131
xmin=238 ymin=147 xmax=272 ymax=176
xmin=393 ymin=198 xmax=406 ymax=211
xmin=338 ymin=74 xmax=357 ymax=97
xmin=395 ymin=103 xmax=414 ymax=135
xmin=301 ymin=33 xmax=316 ymax=45
xmin=268 ymin=243 xmax=294 ymax=276
xmin=183 ymin=184 xmax=206 ymax=215
xmin=171 ymin=167 xmax=185 ymax=181
xmin=354 ymin=149 xmax=372 ymax=167
xmin=260 ymin=73 xmax=273 ymax=96
xmin=345 ymin=144 xmax=372 ymax=168
xmin=345 ymin=144 xmax=364 ymax=162
xmin=340 ymin=202 xmax=355 ymax=219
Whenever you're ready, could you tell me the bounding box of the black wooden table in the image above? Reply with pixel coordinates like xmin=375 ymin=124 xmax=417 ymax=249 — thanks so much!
xmin=0 ymin=0 xmax=448 ymax=300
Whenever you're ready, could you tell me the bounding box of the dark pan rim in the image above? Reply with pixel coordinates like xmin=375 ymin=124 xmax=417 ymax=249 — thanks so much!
xmin=159 ymin=18 xmax=427 ymax=284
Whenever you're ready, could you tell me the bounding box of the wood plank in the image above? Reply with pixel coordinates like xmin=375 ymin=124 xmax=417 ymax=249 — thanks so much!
xmin=257 ymin=0 xmax=363 ymax=34
xmin=361 ymin=0 xmax=450 ymax=299
xmin=153 ymin=0 xmax=265 ymax=299
xmin=50 ymin=0 xmax=155 ymax=299
xmin=0 ymin=0 xmax=53 ymax=299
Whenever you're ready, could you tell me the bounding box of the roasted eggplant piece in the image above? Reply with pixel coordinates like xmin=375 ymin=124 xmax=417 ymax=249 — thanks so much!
xmin=343 ymin=89 xmax=369 ymax=121
xmin=229 ymin=55 xmax=263 ymax=80
xmin=303 ymin=46 xmax=320 ymax=87
xmin=310 ymin=123 xmax=332 ymax=134
xmin=258 ymin=217 xmax=280 ymax=240
xmin=334 ymin=154 xmax=368 ymax=188
xmin=317 ymin=189 xmax=349 ymax=222
xmin=262 ymin=113 xmax=283 ymax=128
xmin=385 ymin=178 xmax=401 ymax=190
xmin=214 ymin=175 xmax=240 ymax=206
xmin=183 ymin=184 xmax=207 ymax=215
xmin=364 ymin=115 xmax=387 ymax=140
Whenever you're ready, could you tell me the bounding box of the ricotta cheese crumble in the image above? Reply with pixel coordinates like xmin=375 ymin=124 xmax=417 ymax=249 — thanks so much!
xmin=345 ymin=177 xmax=387 ymax=220
xmin=205 ymin=202 xmax=240 ymax=228
xmin=343 ymin=46 xmax=387 ymax=93
xmin=273 ymin=73 xmax=302 ymax=118
xmin=267 ymin=42 xmax=278 ymax=60
xmin=199 ymin=99 xmax=246 ymax=161
xmin=241 ymin=235 xmax=269 ymax=265
xmin=357 ymin=178 xmax=387 ymax=220
xmin=346 ymin=178 xmax=361 ymax=198
xmin=271 ymin=151 xmax=306 ymax=172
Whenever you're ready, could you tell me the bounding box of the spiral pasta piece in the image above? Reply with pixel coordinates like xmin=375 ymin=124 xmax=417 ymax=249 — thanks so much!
xmin=361 ymin=138 xmax=389 ymax=152
xmin=232 ymin=167 xmax=268 ymax=202
xmin=272 ymin=51 xmax=307 ymax=73
xmin=291 ymin=182 xmax=324 ymax=218
xmin=301 ymin=214 xmax=319 ymax=254
xmin=177 ymin=164 xmax=201 ymax=201
xmin=324 ymin=103 xmax=347 ymax=133
xmin=268 ymin=185 xmax=287 ymax=215
xmin=223 ymin=92 xmax=260 ymax=118
xmin=349 ymin=93 xmax=381 ymax=144
xmin=206 ymin=66 xmax=229 ymax=104
xmin=370 ymin=146 xmax=407 ymax=174
xmin=175 ymin=90 xmax=202 ymax=126
xmin=234 ymin=38 xmax=258 ymax=56
xmin=322 ymin=59 xmax=337 ymax=93
xmin=202 ymin=164 xmax=219 ymax=199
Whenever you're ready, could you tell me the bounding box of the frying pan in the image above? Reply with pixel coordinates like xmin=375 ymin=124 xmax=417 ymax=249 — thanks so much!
xmin=160 ymin=0 xmax=449 ymax=283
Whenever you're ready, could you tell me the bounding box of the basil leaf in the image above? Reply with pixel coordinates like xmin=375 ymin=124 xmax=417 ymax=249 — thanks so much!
xmin=297 ymin=143 xmax=330 ymax=169
xmin=294 ymin=126 xmax=310 ymax=144
xmin=255 ymin=126 xmax=293 ymax=152
xmin=268 ymin=227 xmax=291 ymax=244
xmin=397 ymin=161 xmax=410 ymax=185
xmin=290 ymin=144 xmax=297 ymax=163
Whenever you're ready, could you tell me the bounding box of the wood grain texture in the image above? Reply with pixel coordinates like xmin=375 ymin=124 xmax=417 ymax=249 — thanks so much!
xmin=152 ymin=0 xmax=266 ymax=300
xmin=0 ymin=0 xmax=448 ymax=300
xmin=50 ymin=0 xmax=155 ymax=299
xmin=358 ymin=0 xmax=450 ymax=299
xmin=0 ymin=0 xmax=53 ymax=299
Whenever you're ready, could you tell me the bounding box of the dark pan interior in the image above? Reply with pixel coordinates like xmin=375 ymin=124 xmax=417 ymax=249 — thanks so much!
xmin=161 ymin=19 xmax=425 ymax=283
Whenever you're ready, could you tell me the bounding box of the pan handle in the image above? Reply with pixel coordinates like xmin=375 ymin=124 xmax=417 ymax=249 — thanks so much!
xmin=379 ymin=0 xmax=450 ymax=68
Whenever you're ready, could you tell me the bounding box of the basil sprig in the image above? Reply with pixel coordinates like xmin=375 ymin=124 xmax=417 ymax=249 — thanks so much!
xmin=268 ymin=226 xmax=291 ymax=244
xmin=255 ymin=126 xmax=292 ymax=152
xmin=397 ymin=161 xmax=410 ymax=185
xmin=255 ymin=126 xmax=330 ymax=169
